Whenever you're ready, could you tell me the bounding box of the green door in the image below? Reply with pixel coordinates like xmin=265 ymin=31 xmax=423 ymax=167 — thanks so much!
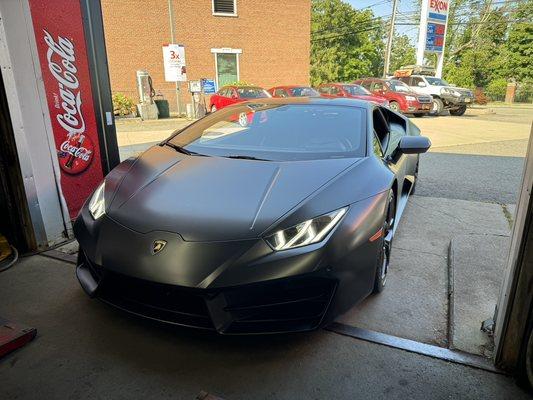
xmin=216 ymin=53 xmax=238 ymax=87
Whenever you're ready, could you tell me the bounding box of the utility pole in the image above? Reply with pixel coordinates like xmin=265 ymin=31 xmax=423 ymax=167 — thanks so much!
xmin=168 ymin=0 xmax=182 ymax=117
xmin=383 ymin=0 xmax=399 ymax=77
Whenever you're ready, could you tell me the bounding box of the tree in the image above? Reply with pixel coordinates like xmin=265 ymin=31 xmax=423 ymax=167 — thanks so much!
xmin=311 ymin=0 xmax=385 ymax=85
xmin=506 ymin=0 xmax=533 ymax=82
xmin=389 ymin=34 xmax=416 ymax=72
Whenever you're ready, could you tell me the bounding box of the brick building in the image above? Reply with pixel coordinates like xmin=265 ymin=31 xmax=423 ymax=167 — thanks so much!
xmin=101 ymin=0 xmax=311 ymax=111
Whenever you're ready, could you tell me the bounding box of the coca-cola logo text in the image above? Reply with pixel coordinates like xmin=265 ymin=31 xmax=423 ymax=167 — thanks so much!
xmin=60 ymin=140 xmax=92 ymax=162
xmin=44 ymin=30 xmax=86 ymax=139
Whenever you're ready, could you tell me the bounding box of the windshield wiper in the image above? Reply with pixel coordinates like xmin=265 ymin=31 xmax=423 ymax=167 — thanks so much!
xmin=224 ymin=155 xmax=271 ymax=161
xmin=163 ymin=142 xmax=203 ymax=156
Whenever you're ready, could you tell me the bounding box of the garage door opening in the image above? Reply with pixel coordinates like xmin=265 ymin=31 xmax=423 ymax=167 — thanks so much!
xmin=332 ymin=106 xmax=532 ymax=365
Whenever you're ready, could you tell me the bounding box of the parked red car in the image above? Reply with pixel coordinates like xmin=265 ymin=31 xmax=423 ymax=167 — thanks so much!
xmin=354 ymin=78 xmax=433 ymax=117
xmin=209 ymin=85 xmax=270 ymax=112
xmin=268 ymin=85 xmax=320 ymax=97
xmin=317 ymin=83 xmax=388 ymax=106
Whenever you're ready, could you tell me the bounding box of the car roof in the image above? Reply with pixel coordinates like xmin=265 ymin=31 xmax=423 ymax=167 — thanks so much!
xmin=271 ymin=85 xmax=312 ymax=89
xmin=221 ymin=85 xmax=266 ymax=91
xmin=224 ymin=97 xmax=373 ymax=109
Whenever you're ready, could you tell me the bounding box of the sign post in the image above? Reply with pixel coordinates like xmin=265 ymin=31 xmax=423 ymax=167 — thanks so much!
xmin=416 ymin=0 xmax=450 ymax=78
xmin=162 ymin=43 xmax=187 ymax=117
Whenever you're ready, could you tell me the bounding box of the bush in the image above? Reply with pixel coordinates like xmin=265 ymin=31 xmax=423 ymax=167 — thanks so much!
xmin=112 ymin=93 xmax=136 ymax=116
xmin=485 ymin=78 xmax=508 ymax=102
xmin=515 ymin=79 xmax=533 ymax=103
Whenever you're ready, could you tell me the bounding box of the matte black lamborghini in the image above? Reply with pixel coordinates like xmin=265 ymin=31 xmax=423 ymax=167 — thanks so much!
xmin=74 ymin=98 xmax=430 ymax=334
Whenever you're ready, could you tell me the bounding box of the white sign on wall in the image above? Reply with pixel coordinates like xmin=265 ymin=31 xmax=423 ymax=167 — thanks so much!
xmin=162 ymin=44 xmax=186 ymax=82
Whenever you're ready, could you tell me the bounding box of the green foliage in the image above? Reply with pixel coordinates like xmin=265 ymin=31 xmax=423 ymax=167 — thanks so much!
xmin=485 ymin=78 xmax=508 ymax=101
xmin=389 ymin=34 xmax=416 ymax=73
xmin=310 ymin=0 xmax=385 ymax=85
xmin=506 ymin=1 xmax=533 ymax=82
xmin=516 ymin=79 xmax=533 ymax=103
xmin=440 ymin=0 xmax=532 ymax=101
xmin=112 ymin=93 xmax=136 ymax=116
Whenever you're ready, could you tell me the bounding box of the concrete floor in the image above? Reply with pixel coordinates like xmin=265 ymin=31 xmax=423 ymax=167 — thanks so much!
xmin=0 ymin=255 xmax=530 ymax=400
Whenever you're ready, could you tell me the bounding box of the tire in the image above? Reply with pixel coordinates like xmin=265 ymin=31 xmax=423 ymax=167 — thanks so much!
xmin=430 ymin=98 xmax=444 ymax=116
xmin=373 ymin=190 xmax=396 ymax=294
xmin=210 ymin=105 xmax=217 ymax=113
xmin=389 ymin=101 xmax=400 ymax=113
xmin=517 ymin=308 xmax=533 ymax=391
xmin=413 ymin=113 xmax=424 ymax=118
xmin=450 ymin=105 xmax=467 ymax=116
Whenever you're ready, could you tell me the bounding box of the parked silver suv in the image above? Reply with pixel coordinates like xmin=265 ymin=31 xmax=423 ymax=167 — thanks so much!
xmin=397 ymin=75 xmax=474 ymax=116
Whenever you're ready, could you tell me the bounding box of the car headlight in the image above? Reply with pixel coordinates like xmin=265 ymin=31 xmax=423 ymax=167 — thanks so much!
xmin=264 ymin=207 xmax=348 ymax=251
xmin=405 ymin=95 xmax=416 ymax=101
xmin=88 ymin=181 xmax=106 ymax=220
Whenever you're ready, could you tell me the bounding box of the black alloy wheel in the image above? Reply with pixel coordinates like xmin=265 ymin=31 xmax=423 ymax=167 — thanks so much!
xmin=373 ymin=190 xmax=395 ymax=293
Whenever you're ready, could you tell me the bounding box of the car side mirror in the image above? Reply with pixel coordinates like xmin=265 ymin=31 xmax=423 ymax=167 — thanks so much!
xmin=417 ymin=82 xmax=426 ymax=87
xmin=232 ymin=93 xmax=239 ymax=99
xmin=398 ymin=136 xmax=431 ymax=154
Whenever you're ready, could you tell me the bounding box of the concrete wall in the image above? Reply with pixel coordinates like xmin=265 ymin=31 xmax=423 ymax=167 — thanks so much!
xmin=101 ymin=0 xmax=311 ymax=110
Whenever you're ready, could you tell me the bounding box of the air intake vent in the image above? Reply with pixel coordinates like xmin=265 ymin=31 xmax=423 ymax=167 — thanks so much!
xmin=213 ymin=0 xmax=236 ymax=14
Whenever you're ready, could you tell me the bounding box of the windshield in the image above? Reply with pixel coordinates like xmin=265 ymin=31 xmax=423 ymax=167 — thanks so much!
xmin=289 ymin=87 xmax=320 ymax=97
xmin=343 ymin=84 xmax=371 ymax=96
xmin=426 ymin=77 xmax=449 ymax=86
xmin=169 ymin=103 xmax=366 ymax=161
xmin=236 ymin=87 xmax=271 ymax=99
xmin=387 ymin=80 xmax=411 ymax=92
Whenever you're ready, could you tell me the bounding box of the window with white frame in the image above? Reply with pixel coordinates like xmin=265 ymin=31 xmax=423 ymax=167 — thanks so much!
xmin=212 ymin=48 xmax=241 ymax=88
xmin=212 ymin=0 xmax=237 ymax=16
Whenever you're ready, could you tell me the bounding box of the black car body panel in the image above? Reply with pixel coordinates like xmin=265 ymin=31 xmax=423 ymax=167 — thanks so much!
xmin=74 ymin=98 xmax=428 ymax=334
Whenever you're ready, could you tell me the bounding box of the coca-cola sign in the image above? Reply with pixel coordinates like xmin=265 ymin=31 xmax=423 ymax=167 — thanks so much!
xmin=29 ymin=0 xmax=103 ymax=218
xmin=44 ymin=30 xmax=94 ymax=174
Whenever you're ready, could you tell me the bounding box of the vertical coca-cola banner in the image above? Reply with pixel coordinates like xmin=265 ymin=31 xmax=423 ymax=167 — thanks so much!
xmin=29 ymin=0 xmax=104 ymax=219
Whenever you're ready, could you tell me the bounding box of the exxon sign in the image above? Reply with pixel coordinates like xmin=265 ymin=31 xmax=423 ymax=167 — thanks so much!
xmin=428 ymin=0 xmax=449 ymax=22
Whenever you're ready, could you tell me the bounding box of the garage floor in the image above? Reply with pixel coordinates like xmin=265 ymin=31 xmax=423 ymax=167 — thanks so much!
xmin=0 ymin=255 xmax=530 ymax=400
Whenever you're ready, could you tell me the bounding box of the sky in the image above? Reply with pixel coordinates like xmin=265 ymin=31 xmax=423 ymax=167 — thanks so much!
xmin=346 ymin=0 xmax=421 ymax=42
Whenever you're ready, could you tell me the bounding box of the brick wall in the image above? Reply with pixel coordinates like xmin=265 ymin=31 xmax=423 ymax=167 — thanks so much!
xmin=101 ymin=0 xmax=310 ymax=112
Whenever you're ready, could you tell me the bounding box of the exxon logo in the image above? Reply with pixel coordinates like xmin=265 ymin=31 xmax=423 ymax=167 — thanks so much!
xmin=430 ymin=0 xmax=448 ymax=13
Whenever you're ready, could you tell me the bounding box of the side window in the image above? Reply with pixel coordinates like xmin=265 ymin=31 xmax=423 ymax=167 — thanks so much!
xmin=398 ymin=77 xmax=410 ymax=85
xmin=411 ymin=77 xmax=423 ymax=86
xmin=371 ymin=81 xmax=384 ymax=92
xmin=372 ymin=108 xmax=390 ymax=152
xmin=330 ymin=86 xmax=341 ymax=95
xmin=361 ymin=80 xmax=372 ymax=90
xmin=381 ymin=107 xmax=407 ymax=157
xmin=274 ymin=89 xmax=288 ymax=97
xmin=373 ymin=133 xmax=383 ymax=158
xmin=318 ymin=86 xmax=329 ymax=94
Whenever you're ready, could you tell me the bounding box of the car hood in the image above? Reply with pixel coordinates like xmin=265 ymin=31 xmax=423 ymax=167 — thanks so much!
xmin=106 ymin=146 xmax=361 ymax=241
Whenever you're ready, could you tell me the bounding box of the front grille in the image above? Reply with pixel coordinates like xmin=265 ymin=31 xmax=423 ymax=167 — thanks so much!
xmin=82 ymin=250 xmax=337 ymax=334
xmin=417 ymin=96 xmax=432 ymax=103
xmin=98 ymin=271 xmax=214 ymax=330
xmin=218 ymin=277 xmax=337 ymax=334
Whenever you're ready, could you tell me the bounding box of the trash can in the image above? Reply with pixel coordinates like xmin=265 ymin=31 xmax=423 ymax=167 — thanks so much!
xmin=154 ymin=99 xmax=169 ymax=118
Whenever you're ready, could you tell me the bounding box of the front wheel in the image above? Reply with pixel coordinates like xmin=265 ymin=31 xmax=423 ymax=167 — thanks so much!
xmin=450 ymin=105 xmax=467 ymax=116
xmin=373 ymin=190 xmax=395 ymax=293
xmin=413 ymin=113 xmax=424 ymax=118
xmin=430 ymin=98 xmax=444 ymax=116
xmin=389 ymin=101 xmax=400 ymax=113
